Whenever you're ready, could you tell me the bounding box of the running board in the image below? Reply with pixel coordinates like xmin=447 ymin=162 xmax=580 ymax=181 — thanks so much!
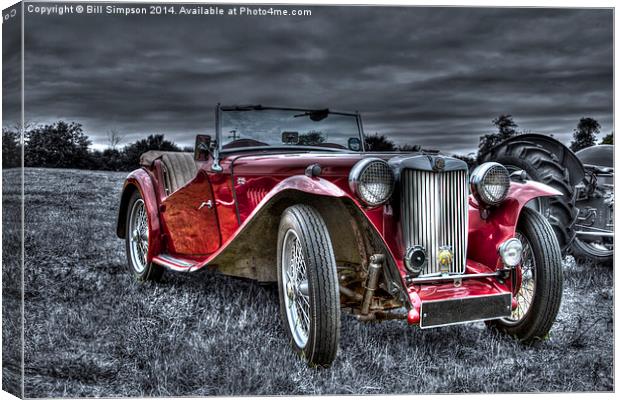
xmin=152 ymin=254 xmax=200 ymax=272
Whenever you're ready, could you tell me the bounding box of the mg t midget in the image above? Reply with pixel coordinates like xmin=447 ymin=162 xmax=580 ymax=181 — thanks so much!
xmin=117 ymin=105 xmax=563 ymax=367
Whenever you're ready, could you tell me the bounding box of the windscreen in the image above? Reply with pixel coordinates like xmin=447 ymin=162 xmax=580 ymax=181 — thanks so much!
xmin=220 ymin=108 xmax=363 ymax=151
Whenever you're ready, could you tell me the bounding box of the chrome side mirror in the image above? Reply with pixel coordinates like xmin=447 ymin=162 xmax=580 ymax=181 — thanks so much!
xmin=510 ymin=169 xmax=528 ymax=182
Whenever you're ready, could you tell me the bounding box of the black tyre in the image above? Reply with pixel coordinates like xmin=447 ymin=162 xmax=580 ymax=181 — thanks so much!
xmin=277 ymin=205 xmax=340 ymax=367
xmin=572 ymin=237 xmax=613 ymax=266
xmin=125 ymin=190 xmax=163 ymax=282
xmin=480 ymin=140 xmax=578 ymax=253
xmin=488 ymin=208 xmax=563 ymax=342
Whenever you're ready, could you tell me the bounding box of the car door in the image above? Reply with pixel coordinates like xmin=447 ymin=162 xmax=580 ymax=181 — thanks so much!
xmin=160 ymin=169 xmax=221 ymax=256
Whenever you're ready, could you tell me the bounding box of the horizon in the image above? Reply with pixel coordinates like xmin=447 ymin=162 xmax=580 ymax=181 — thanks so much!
xmin=3 ymin=114 xmax=611 ymax=155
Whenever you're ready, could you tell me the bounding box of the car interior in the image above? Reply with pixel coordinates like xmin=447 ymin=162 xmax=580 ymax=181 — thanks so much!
xmin=140 ymin=150 xmax=197 ymax=196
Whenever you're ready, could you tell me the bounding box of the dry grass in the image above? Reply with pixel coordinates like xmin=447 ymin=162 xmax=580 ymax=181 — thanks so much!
xmin=2 ymin=168 xmax=23 ymax=397
xmin=1 ymin=167 xmax=613 ymax=397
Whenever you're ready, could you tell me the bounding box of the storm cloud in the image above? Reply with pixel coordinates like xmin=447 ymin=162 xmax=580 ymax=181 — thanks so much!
xmin=13 ymin=4 xmax=614 ymax=153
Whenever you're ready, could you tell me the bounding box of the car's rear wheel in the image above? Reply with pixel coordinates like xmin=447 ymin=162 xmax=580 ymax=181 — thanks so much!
xmin=277 ymin=205 xmax=340 ymax=367
xmin=125 ymin=190 xmax=163 ymax=282
xmin=488 ymin=208 xmax=563 ymax=342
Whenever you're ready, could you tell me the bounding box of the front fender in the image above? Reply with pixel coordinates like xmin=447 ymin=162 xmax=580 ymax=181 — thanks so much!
xmin=195 ymin=174 xmax=395 ymax=282
xmin=116 ymin=168 xmax=162 ymax=264
xmin=207 ymin=174 xmax=351 ymax=266
xmin=267 ymin=174 xmax=349 ymax=199
xmin=467 ymin=180 xmax=562 ymax=268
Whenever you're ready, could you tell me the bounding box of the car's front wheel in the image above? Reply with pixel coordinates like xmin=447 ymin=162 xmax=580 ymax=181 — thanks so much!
xmin=488 ymin=207 xmax=563 ymax=342
xmin=125 ymin=190 xmax=163 ymax=282
xmin=277 ymin=205 xmax=340 ymax=367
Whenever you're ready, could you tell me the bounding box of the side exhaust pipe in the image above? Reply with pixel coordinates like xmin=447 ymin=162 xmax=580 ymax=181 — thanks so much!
xmin=361 ymin=254 xmax=384 ymax=315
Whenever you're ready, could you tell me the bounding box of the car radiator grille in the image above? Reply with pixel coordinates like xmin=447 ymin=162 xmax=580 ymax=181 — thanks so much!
xmin=401 ymin=169 xmax=469 ymax=275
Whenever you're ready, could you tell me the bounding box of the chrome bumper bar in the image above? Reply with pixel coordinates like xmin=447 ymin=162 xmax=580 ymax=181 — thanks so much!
xmin=406 ymin=270 xmax=506 ymax=285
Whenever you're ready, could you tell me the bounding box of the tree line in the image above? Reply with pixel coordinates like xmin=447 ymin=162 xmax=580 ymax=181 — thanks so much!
xmin=1 ymin=116 xmax=613 ymax=170
xmin=365 ymin=115 xmax=611 ymax=158
xmin=2 ymin=121 xmax=184 ymax=170
xmin=478 ymin=114 xmax=612 ymax=156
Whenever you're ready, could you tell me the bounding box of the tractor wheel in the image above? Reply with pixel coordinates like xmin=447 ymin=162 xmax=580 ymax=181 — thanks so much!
xmin=480 ymin=140 xmax=578 ymax=254
xmin=571 ymin=235 xmax=613 ymax=266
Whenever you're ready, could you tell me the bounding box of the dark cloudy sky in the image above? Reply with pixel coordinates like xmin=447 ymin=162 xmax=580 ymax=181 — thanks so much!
xmin=5 ymin=3 xmax=614 ymax=153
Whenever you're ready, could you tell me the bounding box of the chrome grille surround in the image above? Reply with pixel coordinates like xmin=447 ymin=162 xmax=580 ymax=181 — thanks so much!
xmin=401 ymin=168 xmax=469 ymax=276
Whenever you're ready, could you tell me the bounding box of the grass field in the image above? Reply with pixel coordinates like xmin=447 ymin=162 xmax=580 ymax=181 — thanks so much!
xmin=2 ymin=167 xmax=614 ymax=397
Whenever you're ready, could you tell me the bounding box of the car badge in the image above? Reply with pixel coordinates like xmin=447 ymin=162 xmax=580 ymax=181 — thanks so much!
xmin=236 ymin=177 xmax=246 ymax=185
xmin=433 ymin=157 xmax=445 ymax=171
xmin=437 ymin=246 xmax=453 ymax=273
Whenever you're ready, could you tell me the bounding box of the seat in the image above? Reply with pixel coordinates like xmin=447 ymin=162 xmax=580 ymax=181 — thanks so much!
xmin=140 ymin=151 xmax=197 ymax=194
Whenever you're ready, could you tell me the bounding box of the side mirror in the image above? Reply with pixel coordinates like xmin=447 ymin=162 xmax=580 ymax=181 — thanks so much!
xmin=195 ymin=134 xmax=212 ymax=161
xmin=510 ymin=169 xmax=528 ymax=182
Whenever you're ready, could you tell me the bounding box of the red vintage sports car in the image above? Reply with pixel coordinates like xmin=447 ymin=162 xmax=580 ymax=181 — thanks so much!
xmin=117 ymin=105 xmax=563 ymax=367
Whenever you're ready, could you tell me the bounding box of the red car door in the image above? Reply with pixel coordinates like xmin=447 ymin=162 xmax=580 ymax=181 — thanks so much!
xmin=160 ymin=169 xmax=221 ymax=256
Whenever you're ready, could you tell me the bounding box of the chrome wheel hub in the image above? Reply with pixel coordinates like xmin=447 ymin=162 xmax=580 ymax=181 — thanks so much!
xmin=286 ymin=281 xmax=294 ymax=300
xmin=281 ymin=229 xmax=310 ymax=348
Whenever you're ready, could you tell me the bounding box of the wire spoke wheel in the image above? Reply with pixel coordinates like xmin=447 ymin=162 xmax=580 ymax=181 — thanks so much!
xmin=281 ymin=229 xmax=311 ymax=348
xmin=503 ymin=232 xmax=536 ymax=324
xmin=129 ymin=198 xmax=149 ymax=273
xmin=277 ymin=204 xmax=340 ymax=367
xmin=488 ymin=208 xmax=563 ymax=343
xmin=124 ymin=191 xmax=163 ymax=282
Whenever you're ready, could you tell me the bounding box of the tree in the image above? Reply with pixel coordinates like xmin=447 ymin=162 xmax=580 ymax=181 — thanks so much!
xmin=106 ymin=128 xmax=124 ymax=150
xmin=479 ymin=114 xmax=519 ymax=156
xmin=298 ymin=131 xmax=326 ymax=146
xmin=570 ymin=117 xmax=600 ymax=152
xmin=2 ymin=128 xmax=21 ymax=168
xmin=492 ymin=114 xmax=518 ymax=140
xmin=601 ymin=132 xmax=613 ymax=145
xmin=121 ymin=134 xmax=180 ymax=170
xmin=7 ymin=119 xmax=39 ymax=133
xmin=364 ymin=133 xmax=396 ymax=151
xmin=91 ymin=148 xmax=126 ymax=171
xmin=24 ymin=121 xmax=92 ymax=168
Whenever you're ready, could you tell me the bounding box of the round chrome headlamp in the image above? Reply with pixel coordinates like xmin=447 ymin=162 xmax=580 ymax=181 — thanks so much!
xmin=470 ymin=162 xmax=510 ymax=206
xmin=349 ymin=158 xmax=395 ymax=207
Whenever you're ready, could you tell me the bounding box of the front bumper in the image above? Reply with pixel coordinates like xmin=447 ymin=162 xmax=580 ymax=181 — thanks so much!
xmin=404 ymin=259 xmax=514 ymax=326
